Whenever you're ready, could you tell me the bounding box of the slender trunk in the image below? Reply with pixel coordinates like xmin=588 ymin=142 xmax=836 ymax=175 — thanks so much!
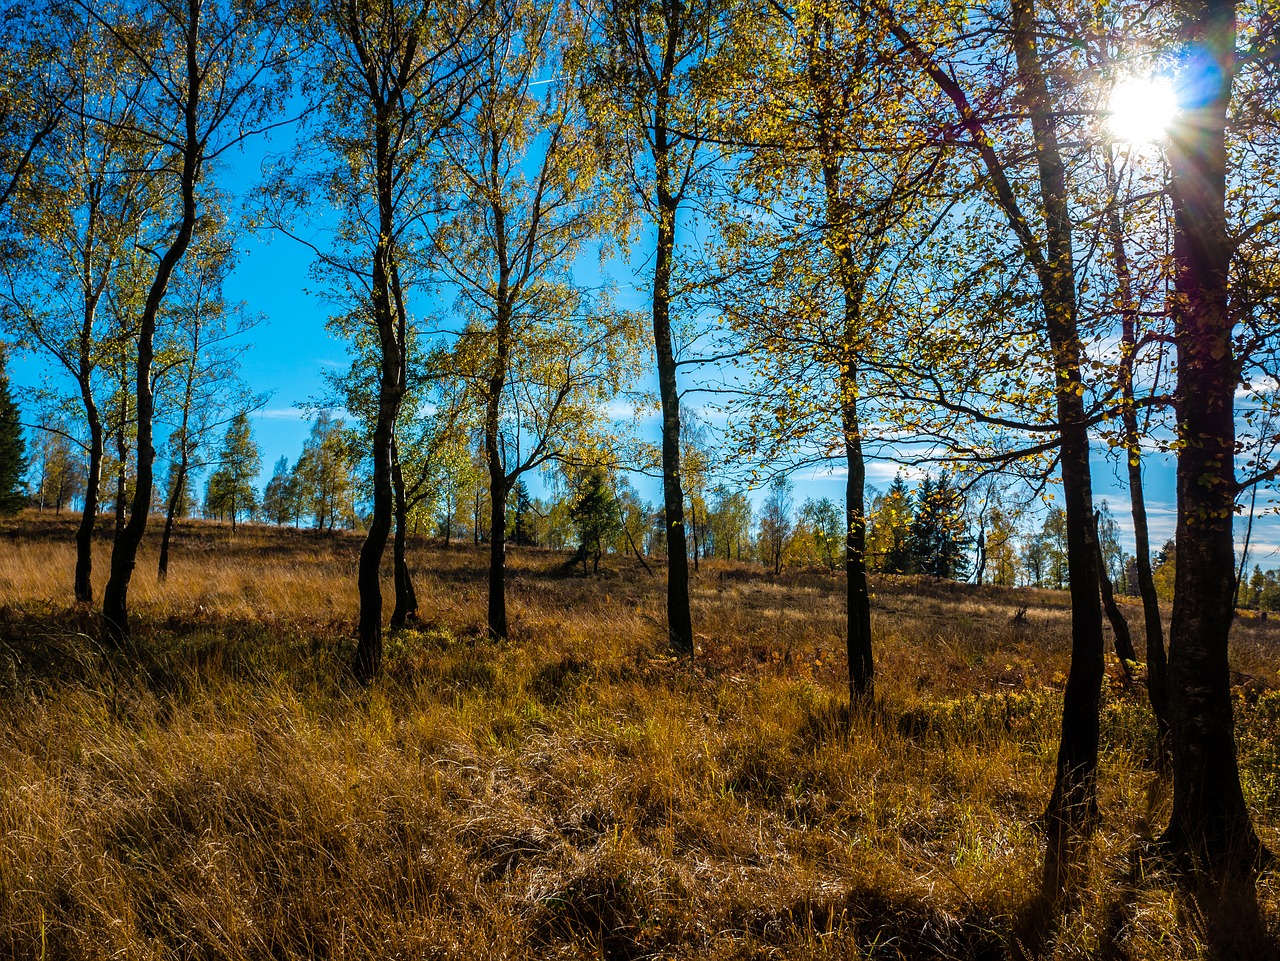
xmin=114 ymin=410 xmax=127 ymax=534
xmin=810 ymin=13 xmax=873 ymax=707
xmin=74 ymin=409 xmax=103 ymax=603
xmin=653 ymin=185 xmax=692 ymax=654
xmin=621 ymin=503 xmax=653 ymax=574
xmin=1161 ymin=0 xmax=1266 ymax=878
xmin=390 ymin=437 xmax=417 ymax=629
xmin=690 ymin=499 xmax=699 ymax=572
xmin=354 ymin=109 xmax=405 ymax=681
xmin=1105 ymin=147 xmax=1171 ymax=736
xmin=157 ymin=459 xmax=188 ymax=582
xmin=974 ymin=524 xmax=986 ymax=586
xmin=1095 ymin=510 xmax=1138 ymax=677
xmin=1235 ymin=474 xmax=1260 ymax=608
xmin=102 ymin=0 xmax=203 ymax=644
xmin=843 ymin=379 xmax=873 ymax=705
xmin=488 ymin=467 xmax=508 ymax=638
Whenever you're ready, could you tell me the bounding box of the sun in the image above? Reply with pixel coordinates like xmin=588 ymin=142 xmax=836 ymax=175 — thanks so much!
xmin=1107 ymin=75 xmax=1179 ymax=143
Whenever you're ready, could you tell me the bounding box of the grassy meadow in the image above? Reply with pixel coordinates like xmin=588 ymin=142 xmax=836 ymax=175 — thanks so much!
xmin=0 ymin=513 xmax=1278 ymax=959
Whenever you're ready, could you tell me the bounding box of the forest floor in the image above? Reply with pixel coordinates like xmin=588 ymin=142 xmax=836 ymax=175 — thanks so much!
xmin=0 ymin=513 xmax=1278 ymax=960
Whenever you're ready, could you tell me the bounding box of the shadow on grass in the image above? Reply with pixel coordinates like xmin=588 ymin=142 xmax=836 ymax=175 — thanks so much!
xmin=1092 ymin=837 xmax=1279 ymax=961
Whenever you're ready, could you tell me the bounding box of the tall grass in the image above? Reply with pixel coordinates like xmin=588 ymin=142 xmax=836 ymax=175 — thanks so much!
xmin=0 ymin=514 xmax=1275 ymax=959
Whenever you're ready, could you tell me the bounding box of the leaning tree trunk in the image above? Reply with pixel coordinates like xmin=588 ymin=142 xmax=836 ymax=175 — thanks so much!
xmin=101 ymin=3 xmax=203 ymax=645
xmin=1105 ymin=147 xmax=1171 ymax=738
xmin=1161 ymin=0 xmax=1267 ymax=879
xmin=1008 ymin=0 xmax=1106 ymax=895
xmin=1095 ymin=511 xmax=1138 ymax=682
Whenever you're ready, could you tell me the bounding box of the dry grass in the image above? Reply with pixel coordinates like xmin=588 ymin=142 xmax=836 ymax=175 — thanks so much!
xmin=0 ymin=513 xmax=1277 ymax=959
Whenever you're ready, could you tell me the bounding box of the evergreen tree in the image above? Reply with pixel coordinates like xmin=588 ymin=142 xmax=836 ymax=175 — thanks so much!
xmin=510 ymin=480 xmax=535 ymax=547
xmin=905 ymin=473 xmax=970 ymax=580
xmin=0 ymin=358 xmax=27 ymax=514
xmin=570 ymin=470 xmax=619 ymax=574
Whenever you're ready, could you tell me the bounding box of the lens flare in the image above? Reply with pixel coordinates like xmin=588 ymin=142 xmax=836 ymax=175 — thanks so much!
xmin=1107 ymin=75 xmax=1178 ymax=143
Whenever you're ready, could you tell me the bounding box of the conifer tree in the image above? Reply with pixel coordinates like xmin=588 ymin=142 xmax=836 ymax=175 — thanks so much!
xmin=0 ymin=357 xmax=26 ymax=515
xmin=571 ymin=470 xmax=619 ymax=575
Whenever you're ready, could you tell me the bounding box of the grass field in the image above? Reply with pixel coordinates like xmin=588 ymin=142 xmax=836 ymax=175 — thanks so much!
xmin=0 ymin=513 xmax=1277 ymax=959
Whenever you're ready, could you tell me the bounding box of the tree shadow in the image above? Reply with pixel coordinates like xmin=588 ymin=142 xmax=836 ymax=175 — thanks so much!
xmin=1184 ymin=871 xmax=1276 ymax=961
xmin=1093 ymin=836 xmax=1278 ymax=961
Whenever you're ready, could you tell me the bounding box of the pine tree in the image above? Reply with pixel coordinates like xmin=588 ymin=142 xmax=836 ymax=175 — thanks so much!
xmin=0 ymin=358 xmax=27 ymax=515
xmin=905 ymin=473 xmax=970 ymax=580
xmin=570 ymin=470 xmax=619 ymax=574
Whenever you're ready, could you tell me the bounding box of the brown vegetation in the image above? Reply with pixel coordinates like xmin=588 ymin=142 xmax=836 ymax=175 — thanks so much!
xmin=0 ymin=514 xmax=1276 ymax=958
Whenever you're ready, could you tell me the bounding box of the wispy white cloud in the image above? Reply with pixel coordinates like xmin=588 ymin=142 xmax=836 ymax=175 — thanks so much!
xmin=255 ymin=408 xmax=308 ymax=421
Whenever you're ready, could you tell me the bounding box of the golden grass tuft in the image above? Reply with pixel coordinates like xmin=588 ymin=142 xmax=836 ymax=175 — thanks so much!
xmin=0 ymin=513 xmax=1276 ymax=958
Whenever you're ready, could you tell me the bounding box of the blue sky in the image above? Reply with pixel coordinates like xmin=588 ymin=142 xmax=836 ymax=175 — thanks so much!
xmin=7 ymin=125 xmax=1279 ymax=573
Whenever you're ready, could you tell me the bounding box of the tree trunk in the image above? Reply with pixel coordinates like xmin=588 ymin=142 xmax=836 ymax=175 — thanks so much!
xmin=74 ymin=407 xmax=103 ymax=604
xmin=1161 ymin=0 xmax=1267 ymax=879
xmin=843 ymin=383 xmax=873 ymax=705
xmin=390 ymin=438 xmax=417 ymax=629
xmin=157 ymin=460 xmax=187 ymax=582
xmin=1095 ymin=510 xmax=1137 ymax=678
xmin=652 ymin=113 xmax=692 ymax=656
xmin=114 ymin=413 xmax=127 ymax=535
xmin=488 ymin=469 xmax=508 ymax=639
xmin=353 ymin=102 xmax=407 ymax=682
xmin=1008 ymin=0 xmax=1105 ymax=894
xmin=1105 ymin=147 xmax=1172 ymax=740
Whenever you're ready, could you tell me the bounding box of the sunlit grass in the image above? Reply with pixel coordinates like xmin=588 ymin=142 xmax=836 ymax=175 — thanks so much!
xmin=0 ymin=513 xmax=1275 ymax=958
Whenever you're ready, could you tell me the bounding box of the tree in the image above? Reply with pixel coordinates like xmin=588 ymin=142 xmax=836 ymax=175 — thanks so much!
xmin=758 ymin=475 xmax=794 ymax=576
xmin=277 ymin=0 xmax=485 ymax=681
xmin=889 ymin=0 xmax=1109 ymax=890
xmin=0 ymin=353 xmax=26 ymax=514
xmin=155 ymin=239 xmax=260 ymax=579
xmin=0 ymin=3 xmax=65 ymax=219
xmin=204 ymin=412 xmax=261 ymax=531
xmin=261 ymin=455 xmax=297 ymax=526
xmin=800 ymin=497 xmax=843 ymax=570
xmin=294 ymin=412 xmax=358 ymax=532
xmin=29 ymin=414 xmax=85 ymax=514
xmin=1160 ymin=0 xmax=1274 ymax=875
xmin=0 ymin=11 xmax=158 ymax=602
xmin=707 ymin=484 xmax=752 ymax=561
xmin=581 ymin=0 xmax=745 ymax=656
xmin=720 ymin=0 xmax=945 ymax=705
xmin=905 ymin=473 xmax=969 ymax=580
xmin=982 ymin=506 xmax=1019 ymax=587
xmin=432 ymin=0 xmax=641 ymax=640
xmin=86 ymin=0 xmax=296 ymax=643
xmin=571 ymin=469 xmax=619 ymax=574
xmin=868 ymin=473 xmax=913 ymax=574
